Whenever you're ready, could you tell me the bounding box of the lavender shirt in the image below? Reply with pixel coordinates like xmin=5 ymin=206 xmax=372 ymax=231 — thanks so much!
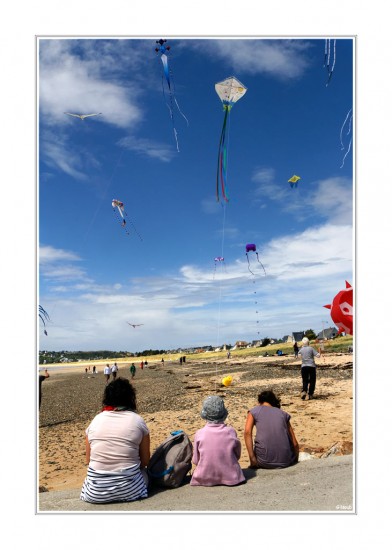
xmin=250 ymin=405 xmax=297 ymax=469
xmin=190 ymin=423 xmax=245 ymax=486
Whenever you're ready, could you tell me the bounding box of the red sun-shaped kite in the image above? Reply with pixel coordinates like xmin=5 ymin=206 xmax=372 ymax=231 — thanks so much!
xmin=324 ymin=281 xmax=353 ymax=335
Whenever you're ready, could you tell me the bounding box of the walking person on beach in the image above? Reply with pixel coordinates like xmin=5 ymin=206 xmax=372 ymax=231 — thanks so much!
xmin=38 ymin=369 xmax=50 ymax=409
xmin=244 ymin=390 xmax=299 ymax=469
xmin=298 ymin=337 xmax=321 ymax=400
xmin=111 ymin=362 xmax=119 ymax=380
xmin=80 ymin=377 xmax=150 ymax=504
xmin=104 ymin=364 xmax=111 ymax=384
xmin=140 ymin=361 xmax=144 ymax=370
xmin=130 ymin=363 xmax=136 ymax=379
xmin=293 ymin=342 xmax=299 ymax=358
xmin=190 ymin=396 xmax=245 ymax=487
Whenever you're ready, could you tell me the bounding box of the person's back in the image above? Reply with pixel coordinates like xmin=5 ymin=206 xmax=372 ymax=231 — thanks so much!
xmin=190 ymin=395 xmax=245 ymax=487
xmin=249 ymin=405 xmax=297 ymax=468
xmin=191 ymin=423 xmax=245 ymax=486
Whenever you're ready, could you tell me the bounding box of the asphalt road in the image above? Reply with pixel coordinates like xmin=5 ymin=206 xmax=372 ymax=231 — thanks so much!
xmin=38 ymin=455 xmax=353 ymax=513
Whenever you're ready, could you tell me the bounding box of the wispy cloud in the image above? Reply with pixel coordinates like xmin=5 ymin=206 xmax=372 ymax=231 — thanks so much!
xmin=119 ymin=135 xmax=176 ymax=162
xmin=192 ymin=39 xmax=312 ymax=79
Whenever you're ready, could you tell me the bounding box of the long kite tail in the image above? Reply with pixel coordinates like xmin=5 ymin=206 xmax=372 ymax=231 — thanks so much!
xmin=255 ymin=252 xmax=267 ymax=276
xmin=216 ymin=107 xmax=230 ymax=202
xmin=246 ymin=253 xmax=255 ymax=276
xmin=340 ymin=108 xmax=353 ymax=149
xmin=124 ymin=211 xmax=143 ymax=241
xmin=113 ymin=207 xmax=131 ymax=236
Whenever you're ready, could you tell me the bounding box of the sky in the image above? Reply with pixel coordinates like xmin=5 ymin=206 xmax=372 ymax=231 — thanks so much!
xmin=38 ymin=37 xmax=354 ymax=352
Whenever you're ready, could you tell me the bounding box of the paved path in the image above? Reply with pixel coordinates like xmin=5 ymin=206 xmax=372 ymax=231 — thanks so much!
xmin=38 ymin=455 xmax=353 ymax=512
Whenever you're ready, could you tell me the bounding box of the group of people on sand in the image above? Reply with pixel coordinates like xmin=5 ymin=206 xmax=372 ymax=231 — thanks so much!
xmin=103 ymin=362 xmax=119 ymax=384
xmin=80 ymin=336 xmax=321 ymax=504
xmin=79 ymin=376 xmax=300 ymax=504
xmin=73 ymin=337 xmax=320 ymax=503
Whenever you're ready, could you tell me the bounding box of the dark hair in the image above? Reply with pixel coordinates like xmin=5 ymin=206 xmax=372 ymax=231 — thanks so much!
xmin=257 ymin=390 xmax=281 ymax=408
xmin=103 ymin=377 xmax=137 ymax=410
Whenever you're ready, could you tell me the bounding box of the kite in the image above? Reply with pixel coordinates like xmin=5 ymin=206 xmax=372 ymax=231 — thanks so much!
xmin=245 ymin=244 xmax=266 ymax=276
xmin=288 ymin=175 xmax=301 ymax=189
xmin=324 ymin=39 xmax=336 ymax=86
xmin=339 ymin=108 xmax=353 ymax=168
xmin=222 ymin=376 xmax=232 ymax=387
xmin=111 ymin=199 xmax=142 ymax=240
xmin=213 ymin=256 xmax=225 ymax=279
xmin=215 ymin=76 xmax=247 ymax=203
xmin=127 ymin=323 xmax=144 ymax=328
xmin=64 ymin=112 xmax=102 ymax=120
xmin=39 ymin=305 xmax=50 ymax=336
xmin=155 ymin=39 xmax=188 ymax=152
xmin=324 ymin=281 xmax=353 ymax=335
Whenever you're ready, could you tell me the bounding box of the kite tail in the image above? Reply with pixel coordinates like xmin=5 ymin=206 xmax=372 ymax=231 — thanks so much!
xmin=340 ymin=108 xmax=353 ymax=150
xmin=326 ymin=39 xmax=336 ymax=86
xmin=340 ymin=137 xmax=352 ymax=168
xmin=246 ymin=254 xmax=255 ymax=276
xmin=216 ymin=107 xmax=230 ymax=202
xmin=113 ymin=208 xmax=131 ymax=236
xmin=122 ymin=211 xmax=143 ymax=241
xmin=255 ymin=252 xmax=267 ymax=276
xmin=162 ymin=75 xmax=181 ymax=152
xmin=174 ymin=96 xmax=189 ymax=126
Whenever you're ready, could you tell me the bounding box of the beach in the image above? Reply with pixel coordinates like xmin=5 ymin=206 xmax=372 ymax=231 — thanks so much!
xmin=38 ymin=351 xmax=353 ymax=493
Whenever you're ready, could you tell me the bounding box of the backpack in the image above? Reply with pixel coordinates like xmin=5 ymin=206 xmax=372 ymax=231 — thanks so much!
xmin=147 ymin=430 xmax=193 ymax=489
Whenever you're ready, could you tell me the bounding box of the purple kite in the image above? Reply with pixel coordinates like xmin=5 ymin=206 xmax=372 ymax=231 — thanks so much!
xmin=246 ymin=244 xmax=266 ymax=276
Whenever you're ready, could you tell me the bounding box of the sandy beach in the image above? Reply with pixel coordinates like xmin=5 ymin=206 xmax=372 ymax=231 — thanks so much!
xmin=38 ymin=351 xmax=353 ymax=493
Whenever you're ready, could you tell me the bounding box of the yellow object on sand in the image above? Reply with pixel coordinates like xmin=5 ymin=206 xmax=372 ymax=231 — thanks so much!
xmin=222 ymin=376 xmax=232 ymax=387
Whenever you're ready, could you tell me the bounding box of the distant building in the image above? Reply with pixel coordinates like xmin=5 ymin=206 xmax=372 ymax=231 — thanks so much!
xmin=316 ymin=327 xmax=338 ymax=340
xmin=292 ymin=332 xmax=305 ymax=342
xmin=235 ymin=341 xmax=248 ymax=348
xmin=282 ymin=335 xmax=294 ymax=343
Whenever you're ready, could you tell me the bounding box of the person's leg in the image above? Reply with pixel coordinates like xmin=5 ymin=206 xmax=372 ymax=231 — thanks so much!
xmin=308 ymin=368 xmax=317 ymax=397
xmin=301 ymin=367 xmax=309 ymax=398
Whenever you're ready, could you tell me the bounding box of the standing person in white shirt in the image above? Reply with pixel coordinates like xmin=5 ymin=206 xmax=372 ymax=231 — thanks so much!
xmin=111 ymin=362 xmax=119 ymax=380
xmin=104 ymin=364 xmax=111 ymax=385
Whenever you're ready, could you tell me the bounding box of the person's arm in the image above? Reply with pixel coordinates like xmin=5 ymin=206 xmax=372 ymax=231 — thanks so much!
xmin=244 ymin=412 xmax=258 ymax=468
xmin=85 ymin=436 xmax=90 ymax=465
xmin=139 ymin=433 xmax=151 ymax=468
xmin=192 ymin=436 xmax=200 ymax=465
xmin=287 ymin=422 xmax=299 ymax=459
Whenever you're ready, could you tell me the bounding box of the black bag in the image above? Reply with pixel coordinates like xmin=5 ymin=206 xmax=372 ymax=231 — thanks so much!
xmin=147 ymin=430 xmax=193 ymax=489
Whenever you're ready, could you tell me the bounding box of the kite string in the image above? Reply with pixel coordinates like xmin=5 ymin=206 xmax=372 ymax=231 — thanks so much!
xmin=83 ymin=147 xmax=126 ymax=243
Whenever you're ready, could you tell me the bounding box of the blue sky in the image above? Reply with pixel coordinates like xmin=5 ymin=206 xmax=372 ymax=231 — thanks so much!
xmin=38 ymin=37 xmax=354 ymax=352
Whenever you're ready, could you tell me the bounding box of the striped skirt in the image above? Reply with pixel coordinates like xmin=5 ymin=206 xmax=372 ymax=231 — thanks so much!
xmin=80 ymin=464 xmax=148 ymax=504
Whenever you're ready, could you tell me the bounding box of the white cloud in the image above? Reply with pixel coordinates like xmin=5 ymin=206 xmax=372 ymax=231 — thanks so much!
xmin=39 ymin=39 xmax=143 ymax=129
xmin=39 ymin=220 xmax=352 ymax=351
xmin=119 ymin=135 xmax=176 ymax=162
xmin=193 ymin=39 xmax=312 ymax=79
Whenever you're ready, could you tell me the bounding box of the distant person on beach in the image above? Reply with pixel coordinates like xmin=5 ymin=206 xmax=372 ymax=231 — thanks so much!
xmin=180 ymin=357 xmax=183 ymax=365
xmin=80 ymin=377 xmax=150 ymax=504
xmin=227 ymin=351 xmax=231 ymax=359
xmin=140 ymin=361 xmax=144 ymax=370
xmin=130 ymin=363 xmax=136 ymax=379
xmin=293 ymin=342 xmax=299 ymax=358
xmin=111 ymin=362 xmax=119 ymax=380
xmin=244 ymin=390 xmax=299 ymax=469
xmin=190 ymin=396 xmax=245 ymax=487
xmin=104 ymin=364 xmax=111 ymax=384
xmin=92 ymin=366 xmax=96 ymax=375
xmin=161 ymin=358 xmax=164 ymax=365
xmin=298 ymin=337 xmax=321 ymax=400
xmin=39 ymin=369 xmax=50 ymax=409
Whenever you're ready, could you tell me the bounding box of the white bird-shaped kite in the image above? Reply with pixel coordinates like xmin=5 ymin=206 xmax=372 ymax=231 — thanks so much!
xmin=64 ymin=112 xmax=102 ymax=120
xmin=127 ymin=323 xmax=144 ymax=328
